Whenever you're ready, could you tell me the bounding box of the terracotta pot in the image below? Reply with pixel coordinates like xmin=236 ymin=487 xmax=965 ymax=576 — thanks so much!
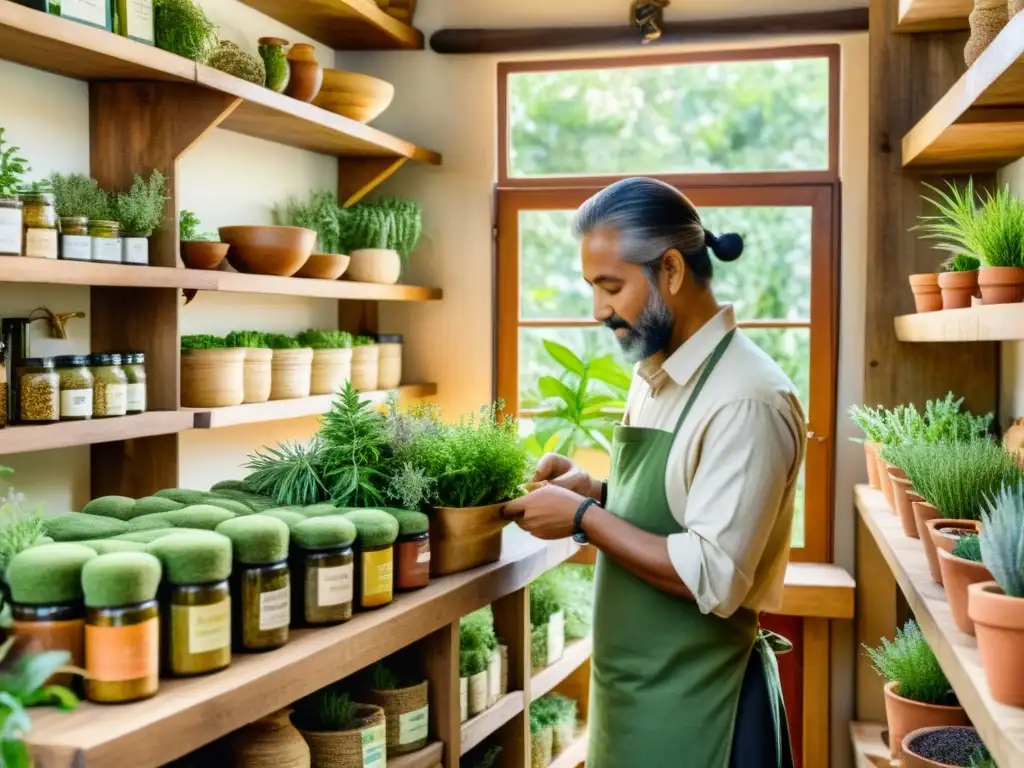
xmin=878 ymin=456 xmax=897 ymax=511
xmin=346 ymin=248 xmax=402 ymax=285
xmin=966 ymin=0 xmax=1007 ymax=65
xmin=937 ymin=270 xmax=979 ymax=310
xmin=180 ymin=241 xmax=229 ymax=270
xmin=978 ymin=265 xmax=1024 ymax=305
xmin=429 ymin=504 xmax=510 ymax=576
xmin=864 ymin=442 xmax=881 ymax=489
xmin=902 ymin=726 xmax=982 ymax=768
xmin=270 ymin=348 xmax=313 ymax=400
xmin=312 ymin=69 xmax=395 ymax=123
xmin=914 ymin=504 xmax=944 ymax=583
xmin=909 ymin=274 xmax=942 ymax=313
xmin=350 ymin=345 xmax=380 ymax=392
xmin=890 ymin=475 xmax=919 ymax=538
xmin=969 ymin=581 xmax=1024 ymax=706
xmin=883 ymin=682 xmax=969 ymax=760
xmin=243 ymin=347 xmax=272 ymax=404
xmin=294 ymin=253 xmax=349 ymax=280
xmin=219 ymin=225 xmax=316 ymax=277
xmin=937 ymin=548 xmax=992 ymax=635
xmin=927 ymin=519 xmax=983 ymax=561
xmin=310 ymin=347 xmax=352 ymax=396
xmin=285 ymin=43 xmax=323 ymax=103
xmin=181 ymin=348 xmax=245 ymax=408
xmin=227 ymin=708 xmax=310 ymax=767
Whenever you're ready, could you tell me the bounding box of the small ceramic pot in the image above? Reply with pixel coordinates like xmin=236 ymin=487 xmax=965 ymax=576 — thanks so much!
xmin=937 ymin=548 xmax=992 ymax=635
xmin=285 ymin=43 xmax=323 ymax=103
xmin=890 ymin=474 xmax=918 ymax=538
xmin=909 ymin=274 xmax=942 ymax=313
xmin=969 ymin=581 xmax=1024 ymax=706
xmin=978 ymin=265 xmax=1024 ymax=304
xmin=901 ymin=726 xmax=982 ymax=768
xmin=937 ymin=270 xmax=978 ymax=310
xmin=864 ymin=442 xmax=881 ymax=489
xmin=346 ymin=248 xmax=402 ymax=285
xmin=883 ymin=682 xmax=968 ymax=760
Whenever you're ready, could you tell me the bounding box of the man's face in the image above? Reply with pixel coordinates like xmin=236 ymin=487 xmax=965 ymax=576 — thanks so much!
xmin=581 ymin=226 xmax=674 ymax=363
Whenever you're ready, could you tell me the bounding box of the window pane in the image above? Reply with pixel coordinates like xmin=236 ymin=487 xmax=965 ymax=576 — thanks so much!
xmin=519 ymin=326 xmax=627 ymax=408
xmin=519 ymin=210 xmax=592 ymax=320
xmin=742 ymin=327 xmax=810 ymax=410
xmin=508 ymin=57 xmax=830 ymax=178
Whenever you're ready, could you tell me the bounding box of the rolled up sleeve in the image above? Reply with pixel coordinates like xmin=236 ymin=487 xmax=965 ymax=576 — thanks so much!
xmin=665 ymin=399 xmax=799 ymax=618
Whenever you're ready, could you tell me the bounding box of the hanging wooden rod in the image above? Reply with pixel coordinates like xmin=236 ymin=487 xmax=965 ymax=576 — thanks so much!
xmin=429 ymin=7 xmax=868 ymax=54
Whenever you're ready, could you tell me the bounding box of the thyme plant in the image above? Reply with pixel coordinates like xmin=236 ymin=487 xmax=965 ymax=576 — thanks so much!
xmin=864 ymin=620 xmax=953 ymax=705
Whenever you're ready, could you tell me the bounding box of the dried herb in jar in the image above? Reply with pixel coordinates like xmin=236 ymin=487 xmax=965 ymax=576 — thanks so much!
xmin=344 ymin=509 xmax=399 ymax=610
xmin=55 ymin=355 xmax=94 ymax=421
xmin=18 ymin=358 xmax=59 ymax=423
xmin=384 ymin=509 xmax=430 ymax=591
xmin=89 ymin=353 xmax=128 ymax=418
xmin=288 ymin=516 xmax=356 ymax=626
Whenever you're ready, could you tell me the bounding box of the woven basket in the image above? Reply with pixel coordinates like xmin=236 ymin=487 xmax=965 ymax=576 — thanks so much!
xmin=459 ymin=676 xmax=469 ymax=723
xmin=181 ymin=348 xmax=245 ymax=408
xmin=966 ymin=0 xmax=1007 ymax=65
xmin=531 ymin=725 xmax=553 ymax=768
xmin=1011 ymin=0 xmax=1024 ymax=16
xmin=429 ymin=504 xmax=510 ymax=576
xmin=366 ymin=680 xmax=429 ymax=754
xmin=299 ymin=704 xmax=386 ymax=768
xmin=243 ymin=347 xmax=272 ymax=404
xmin=310 ymin=347 xmax=352 ymax=395
xmin=270 ymin=348 xmax=313 ymax=400
xmin=350 ymin=345 xmax=380 ymax=392
xmin=227 ymin=709 xmax=310 ymax=767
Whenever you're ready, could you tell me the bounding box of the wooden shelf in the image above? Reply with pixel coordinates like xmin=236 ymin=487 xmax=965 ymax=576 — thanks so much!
xmin=459 ymin=692 xmax=526 ymax=757
xmin=387 ymin=741 xmax=443 ymax=768
xmin=850 ymin=721 xmax=890 ymax=768
xmin=27 ymin=537 xmax=577 ymax=768
xmin=0 ymin=1 xmax=439 ymax=164
xmin=856 ymin=485 xmax=1024 ymax=767
xmin=903 ymin=12 xmax=1024 ymax=169
xmin=549 ymin=731 xmax=589 ymax=768
xmin=894 ymin=304 xmax=1022 ymax=342
xmin=192 ymin=384 xmax=437 ymax=428
xmin=895 ymin=0 xmax=970 ymax=32
xmin=778 ymin=562 xmax=856 ymax=619
xmin=530 ymin=637 xmax=592 ymax=702
xmin=0 ymin=259 xmax=442 ymax=302
xmin=237 ymin=0 xmax=423 ymax=50
xmin=0 ymin=411 xmax=194 ymax=456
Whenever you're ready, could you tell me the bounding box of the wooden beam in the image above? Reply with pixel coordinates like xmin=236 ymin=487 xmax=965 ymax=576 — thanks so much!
xmin=339 ymin=157 xmax=409 ymax=208
xmin=430 ymin=9 xmax=869 ymax=54
xmin=802 ymin=618 xmax=831 ymax=768
xmin=423 ymin=622 xmax=460 ymax=768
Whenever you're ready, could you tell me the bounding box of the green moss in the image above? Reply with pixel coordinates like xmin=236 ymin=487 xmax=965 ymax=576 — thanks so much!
xmin=147 ymin=531 xmax=232 ymax=585
xmin=155 ymin=488 xmax=213 ymax=506
xmin=210 ymin=480 xmax=248 ymax=492
xmin=81 ymin=496 xmax=136 ymax=521
xmin=301 ymin=503 xmax=345 ymax=518
xmin=6 ymin=543 xmax=97 ymax=605
xmin=132 ymin=497 xmax=186 ymax=517
xmin=114 ymin=529 xmax=195 ymax=543
xmin=43 ymin=514 xmax=129 ymax=542
xmin=82 ymin=552 xmax=162 ymax=608
xmin=290 ymin=517 xmax=357 ymax=551
xmin=343 ymin=509 xmax=399 ymax=548
xmin=257 ymin=509 xmax=308 ymax=527
xmin=126 ymin=505 xmax=237 ymax=532
xmin=127 ymin=516 xmax=175 ymax=532
xmin=79 ymin=539 xmax=148 ymax=554
xmin=381 ymin=508 xmax=429 ymax=536
xmin=212 ymin=489 xmax=278 ymax=512
xmin=215 ymin=516 xmax=289 ymax=565
xmin=199 ymin=498 xmax=252 ymax=516
xmin=30 ymin=536 xmax=54 ymax=547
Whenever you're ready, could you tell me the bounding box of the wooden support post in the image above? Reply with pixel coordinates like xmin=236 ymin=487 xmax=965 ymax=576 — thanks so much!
xmin=492 ymin=587 xmax=531 ymax=767
xmin=338 ymin=300 xmax=380 ymax=336
xmin=855 ymin=515 xmax=897 ymax=723
xmin=802 ymin=618 xmax=830 ymax=768
xmin=338 ymin=157 xmax=409 ymax=208
xmin=424 ymin=621 xmax=461 ymax=768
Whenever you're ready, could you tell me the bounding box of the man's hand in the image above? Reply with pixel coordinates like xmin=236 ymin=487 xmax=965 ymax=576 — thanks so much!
xmin=502 ymin=484 xmax=584 ymax=540
xmin=532 ymin=453 xmax=603 ymax=499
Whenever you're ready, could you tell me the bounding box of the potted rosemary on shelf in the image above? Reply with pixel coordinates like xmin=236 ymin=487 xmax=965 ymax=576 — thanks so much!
xmin=180 ymin=334 xmax=246 ymax=408
xmin=179 ymin=209 xmax=228 ymax=270
xmin=225 ymin=330 xmax=271 ymax=404
xmin=110 ymin=171 xmax=168 ymax=266
xmin=297 ymin=329 xmax=353 ymax=396
xmin=0 ymin=127 xmax=27 ymax=257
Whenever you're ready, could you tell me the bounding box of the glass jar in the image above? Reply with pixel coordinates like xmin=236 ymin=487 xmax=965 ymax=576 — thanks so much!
xmin=232 ymin=561 xmax=289 ymax=651
xmin=12 ymin=603 xmax=84 ymax=688
xmin=18 ymin=358 xmax=59 ymax=423
xmin=354 ymin=543 xmax=394 ymax=610
xmin=55 ymin=355 xmax=94 ymax=422
xmin=121 ymin=352 xmax=147 ymax=414
xmin=20 ymin=193 xmax=58 ymax=259
xmin=0 ymin=198 xmax=23 ymax=256
xmin=164 ymin=581 xmax=231 ymax=677
xmin=395 ymin=531 xmax=430 ymax=591
xmin=60 ymin=216 xmax=91 ymax=262
xmin=89 ymin=220 xmax=121 ymax=263
xmin=290 ymin=546 xmax=353 ymax=626
xmin=84 ymin=600 xmax=160 ymax=703
xmin=89 ymin=353 xmax=128 ymax=418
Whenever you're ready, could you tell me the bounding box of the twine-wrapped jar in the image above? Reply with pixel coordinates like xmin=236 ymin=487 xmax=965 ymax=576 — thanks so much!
xmin=270 ymin=347 xmax=314 ymax=400
xmin=366 ymin=680 xmax=429 ymax=754
xmin=299 ymin=704 xmax=386 ymax=768
xmin=228 ymin=709 xmax=310 ymax=768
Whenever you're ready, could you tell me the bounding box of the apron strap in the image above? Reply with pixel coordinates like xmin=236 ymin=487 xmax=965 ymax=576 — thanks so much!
xmin=756 ymin=629 xmax=794 ymax=768
xmin=672 ymin=329 xmax=736 ymax=435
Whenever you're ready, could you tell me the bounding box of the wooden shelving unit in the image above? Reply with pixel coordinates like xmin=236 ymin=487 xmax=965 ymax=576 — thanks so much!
xmin=387 ymin=741 xmax=444 ymax=768
xmin=855 ymin=486 xmax=1024 ymax=767
xmin=530 ymin=637 xmax=592 ymax=702
xmin=902 ymin=12 xmax=1024 ymax=169
xmin=237 ymin=0 xmax=423 ymax=50
xmin=850 ymin=721 xmax=890 ymax=768
xmin=894 ymin=303 xmax=1024 ymax=342
xmin=549 ymin=731 xmax=588 ymax=768
xmin=460 ymin=693 xmax=526 ymax=756
xmin=895 ymin=0 xmax=971 ymax=32
xmin=0 ymin=412 xmax=195 ymax=456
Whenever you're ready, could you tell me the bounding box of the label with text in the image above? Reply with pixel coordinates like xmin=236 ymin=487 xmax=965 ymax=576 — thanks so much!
xmin=0 ymin=208 xmax=21 ymax=255
xmin=85 ymin=618 xmax=158 ymax=681
xmin=122 ymin=237 xmax=149 ymax=265
xmin=361 ymin=723 xmax=386 ymax=768
xmin=178 ymin=600 xmax=231 ymax=654
xmin=259 ymin=587 xmax=290 ymax=631
xmin=91 ymin=237 xmax=121 ymax=263
xmin=362 ymin=548 xmax=393 ymax=599
xmin=127 ymin=383 xmax=146 ymax=413
xmin=60 ymin=389 xmax=93 ymax=419
xmin=61 ymin=234 xmax=91 ymax=261
xmin=25 ymin=229 xmax=57 ymax=259
xmin=60 ymin=0 xmax=108 ymax=27
xmin=399 ymin=706 xmax=429 ymax=745
xmin=317 ymin=563 xmax=353 ymax=607
xmin=125 ymin=0 xmax=154 ymax=42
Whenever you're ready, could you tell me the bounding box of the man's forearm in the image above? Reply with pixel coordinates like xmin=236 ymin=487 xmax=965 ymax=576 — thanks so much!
xmin=582 ymin=506 xmax=695 ymax=601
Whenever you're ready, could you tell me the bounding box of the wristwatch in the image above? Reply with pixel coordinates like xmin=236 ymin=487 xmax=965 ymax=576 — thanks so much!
xmin=573 ymin=498 xmax=598 ymax=544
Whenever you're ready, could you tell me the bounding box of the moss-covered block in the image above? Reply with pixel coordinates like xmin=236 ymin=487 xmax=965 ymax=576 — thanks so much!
xmin=343 ymin=509 xmax=399 ymax=548
xmin=147 ymin=531 xmax=232 ymax=585
xmin=290 ymin=516 xmax=357 ymax=551
xmin=6 ymin=543 xmax=97 ymax=604
xmin=81 ymin=496 xmax=136 ymax=521
xmin=82 ymin=552 xmax=162 ymax=608
xmin=215 ymin=516 xmax=289 ymax=565
xmin=43 ymin=514 xmax=129 ymax=542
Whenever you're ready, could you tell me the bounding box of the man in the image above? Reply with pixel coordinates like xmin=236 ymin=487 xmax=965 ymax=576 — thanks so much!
xmin=503 ymin=177 xmax=806 ymax=768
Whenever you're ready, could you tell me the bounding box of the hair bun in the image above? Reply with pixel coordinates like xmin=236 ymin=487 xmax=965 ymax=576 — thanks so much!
xmin=705 ymin=229 xmax=744 ymax=262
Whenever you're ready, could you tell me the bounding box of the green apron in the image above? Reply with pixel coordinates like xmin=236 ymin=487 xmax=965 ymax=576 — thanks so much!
xmin=588 ymin=330 xmax=790 ymax=768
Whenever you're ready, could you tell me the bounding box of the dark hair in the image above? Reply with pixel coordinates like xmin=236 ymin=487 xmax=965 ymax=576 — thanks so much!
xmin=572 ymin=177 xmax=744 ymax=284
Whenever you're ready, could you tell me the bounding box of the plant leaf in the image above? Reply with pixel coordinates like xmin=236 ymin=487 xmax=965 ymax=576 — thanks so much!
xmin=543 ymin=340 xmax=585 ymax=377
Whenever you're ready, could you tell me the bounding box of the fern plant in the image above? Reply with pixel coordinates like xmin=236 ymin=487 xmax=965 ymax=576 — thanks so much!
xmin=0 ymin=129 xmax=28 ymax=199
xmin=318 ymin=382 xmax=389 ymax=507
xmin=979 ymin=481 xmax=1024 ymax=598
xmin=848 ymin=404 xmax=889 ymax=444
xmin=917 ymin=180 xmax=1024 ymax=268
xmin=243 ymin=439 xmax=327 ymax=507
xmin=864 ymin=620 xmax=953 ymax=704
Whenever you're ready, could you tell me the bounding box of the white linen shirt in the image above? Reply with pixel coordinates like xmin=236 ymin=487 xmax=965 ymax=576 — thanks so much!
xmin=622 ymin=306 xmax=806 ymax=618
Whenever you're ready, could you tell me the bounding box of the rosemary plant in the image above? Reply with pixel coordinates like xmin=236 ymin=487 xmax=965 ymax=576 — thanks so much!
xmin=864 ymin=620 xmax=953 ymax=705
xmin=243 ymin=439 xmax=327 ymax=506
xmin=979 ymin=481 xmax=1024 ymax=598
xmin=318 ymin=383 xmax=389 ymax=507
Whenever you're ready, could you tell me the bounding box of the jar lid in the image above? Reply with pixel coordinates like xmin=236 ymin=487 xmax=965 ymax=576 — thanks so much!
xmin=18 ymin=193 xmax=54 ymax=204
xmin=0 ymin=198 xmax=23 ymax=208
xmin=54 ymin=355 xmax=90 ymax=367
xmin=89 ymin=353 xmax=123 ymax=366
xmin=125 ymin=352 xmax=145 ymax=364
xmin=377 ymin=334 xmax=403 ymax=344
xmin=22 ymin=357 xmax=55 ymax=369
xmin=89 ymin=220 xmax=120 ymax=228
xmin=61 ymin=215 xmax=88 ymax=224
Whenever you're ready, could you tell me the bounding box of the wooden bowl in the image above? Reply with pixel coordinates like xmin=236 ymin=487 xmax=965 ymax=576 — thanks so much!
xmin=295 ymin=253 xmax=350 ymax=280
xmin=180 ymin=241 xmax=229 ymax=270
xmin=312 ymin=69 xmax=395 ymax=123
xmin=219 ymin=226 xmax=316 ymax=277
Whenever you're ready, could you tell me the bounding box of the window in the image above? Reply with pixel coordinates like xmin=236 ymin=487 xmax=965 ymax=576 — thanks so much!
xmin=496 ymin=47 xmax=840 ymax=563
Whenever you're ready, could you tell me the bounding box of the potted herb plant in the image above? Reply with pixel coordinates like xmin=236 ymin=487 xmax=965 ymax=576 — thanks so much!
xmin=226 ymin=707 xmax=310 ymax=767
xmin=864 ymin=620 xmax=968 ymax=760
xmin=48 ymin=172 xmax=109 ymax=262
xmin=970 ymin=480 xmax=1024 ymax=706
xmin=350 ymin=335 xmax=379 ymax=392
xmin=938 ymin=254 xmax=981 ymax=310
xmin=909 ymin=272 xmax=942 ymax=313
xmin=298 ymin=329 xmax=353 ymax=396
xmin=275 ymin=191 xmax=350 ymax=280
xmin=901 ymin=726 xmax=987 ymax=768
xmin=266 ymin=333 xmax=313 ymax=401
xmin=937 ymin=534 xmax=992 ymax=635
xmin=0 ymin=127 xmax=28 ymax=257
xmin=340 ymin=198 xmax=422 ymax=285
xmin=179 ymin=210 xmax=228 ymax=270
xmin=460 ymin=607 xmax=498 ymax=719
xmin=224 ymin=330 xmax=272 ymax=404
xmin=362 ymin=653 xmax=429 ymax=755
xmin=293 ymin=688 xmax=385 ymax=768
xmin=529 ymin=703 xmax=554 ymax=768
xmin=530 ymin=574 xmax=565 ymax=671
xmin=110 ymin=171 xmax=168 ymax=266
xmin=180 ymin=334 xmax=246 ymax=408
xmin=849 ymin=404 xmax=888 ymax=489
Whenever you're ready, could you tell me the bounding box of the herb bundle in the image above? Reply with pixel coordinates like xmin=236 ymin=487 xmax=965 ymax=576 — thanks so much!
xmin=154 ymin=0 xmax=217 ymax=62
xmin=225 ymin=330 xmax=268 ymax=348
xmin=48 ymin=173 xmax=109 ymax=220
xmin=864 ymin=620 xmax=954 ymax=705
xmin=181 ymin=334 xmax=227 ymax=350
xmin=244 ymin=439 xmax=327 ymax=507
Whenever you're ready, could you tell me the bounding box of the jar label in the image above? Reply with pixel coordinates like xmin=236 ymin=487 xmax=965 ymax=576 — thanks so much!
xmin=125 ymin=0 xmax=154 ymax=43
xmin=259 ymin=586 xmax=290 ymax=631
xmin=361 ymin=722 xmax=386 ymax=768
xmin=416 ymin=544 xmax=431 ymax=563
xmin=61 ymin=0 xmax=107 ymax=26
xmin=173 ymin=600 xmax=231 ymax=655
xmin=362 ymin=548 xmax=393 ymax=599
xmin=85 ymin=617 xmax=159 ymax=682
xmin=127 ymin=383 xmax=146 ymax=412
xmin=61 ymin=234 xmax=91 ymax=261
xmin=122 ymin=237 xmax=149 ymax=265
xmin=96 ymin=383 xmax=128 ymax=416
xmin=92 ymin=236 xmax=121 ymax=263
xmin=546 ymin=610 xmax=565 ymax=665
xmin=60 ymin=388 xmax=93 ymax=418
xmin=398 ymin=706 xmax=429 ymax=746
xmin=0 ymin=207 xmax=21 ymax=255
xmin=316 ymin=562 xmax=353 ymax=607
xmin=25 ymin=228 xmax=58 ymax=259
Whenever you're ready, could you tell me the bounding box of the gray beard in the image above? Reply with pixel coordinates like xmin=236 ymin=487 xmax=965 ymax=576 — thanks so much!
xmin=617 ymin=290 xmax=675 ymax=363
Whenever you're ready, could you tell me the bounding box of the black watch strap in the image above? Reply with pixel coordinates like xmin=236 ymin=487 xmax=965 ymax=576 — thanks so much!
xmin=573 ymin=497 xmax=598 ymax=544
xmin=600 ymin=481 xmax=608 ymax=508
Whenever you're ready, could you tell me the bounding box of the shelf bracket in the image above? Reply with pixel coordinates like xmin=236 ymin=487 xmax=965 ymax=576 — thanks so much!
xmin=338 ymin=156 xmax=409 ymax=207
